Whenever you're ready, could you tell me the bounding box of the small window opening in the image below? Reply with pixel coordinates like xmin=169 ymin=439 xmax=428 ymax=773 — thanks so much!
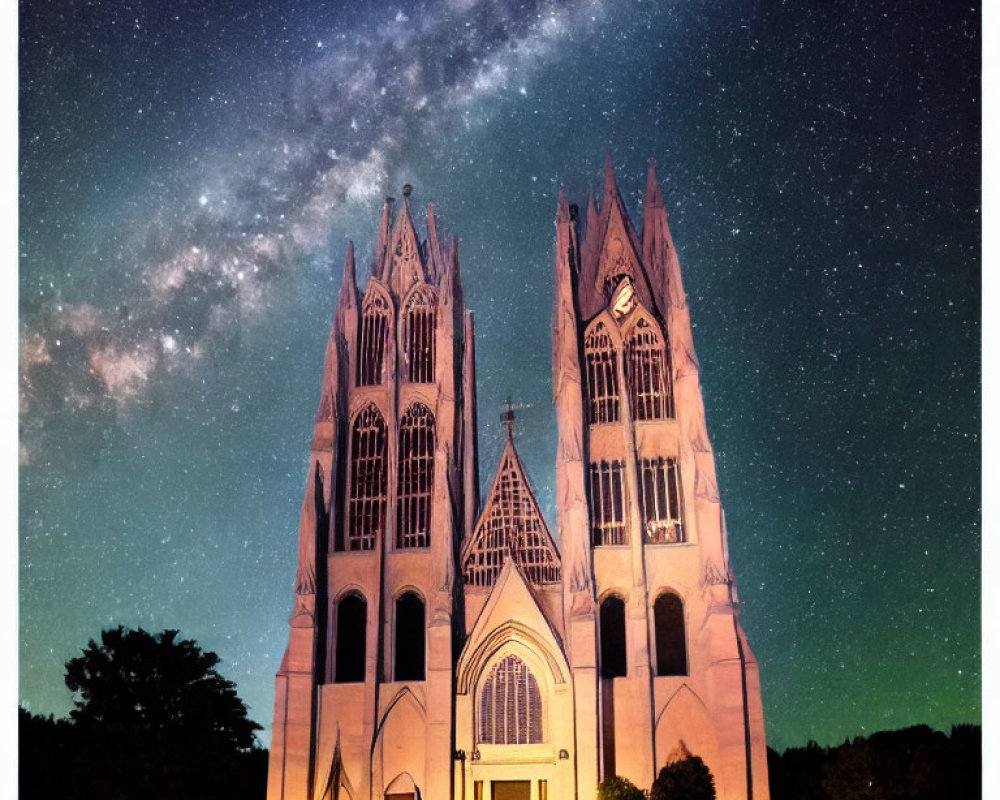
xmin=654 ymin=592 xmax=687 ymax=676
xmin=334 ymin=593 xmax=366 ymax=683
xmin=394 ymin=592 xmax=425 ymax=681
xmin=599 ymin=595 xmax=627 ymax=678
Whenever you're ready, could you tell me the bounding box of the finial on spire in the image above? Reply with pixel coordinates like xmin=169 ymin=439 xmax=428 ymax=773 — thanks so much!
xmin=501 ymin=398 xmax=516 ymax=440
xmin=402 ymin=183 xmax=413 ymax=198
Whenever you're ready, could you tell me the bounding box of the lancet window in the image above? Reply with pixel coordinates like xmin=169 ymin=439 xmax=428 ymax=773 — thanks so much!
xmin=403 ymin=289 xmax=436 ymax=383
xmin=584 ymin=322 xmax=620 ymax=424
xmin=358 ymin=293 xmax=390 ymax=386
xmin=654 ymin=592 xmax=687 ymax=676
xmin=346 ymin=405 xmax=387 ymax=551
xmin=397 ymin=404 xmax=435 ymax=549
xmin=334 ymin=593 xmax=366 ymax=683
xmin=589 ymin=460 xmax=627 ymax=545
xmin=394 ymin=592 xmax=425 ymax=681
xmin=639 ymin=457 xmax=685 ymax=544
xmin=463 ymin=456 xmax=560 ymax=587
xmin=478 ymin=655 xmax=542 ymax=745
xmin=625 ymin=317 xmax=672 ymax=420
xmin=599 ymin=595 xmax=627 ymax=678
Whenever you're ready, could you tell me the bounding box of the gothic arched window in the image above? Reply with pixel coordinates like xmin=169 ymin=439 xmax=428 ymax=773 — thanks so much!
xmin=394 ymin=592 xmax=425 ymax=681
xmin=654 ymin=592 xmax=688 ymax=676
xmin=397 ymin=404 xmax=435 ymax=549
xmin=588 ymin=460 xmax=627 ymax=545
xmin=584 ymin=322 xmax=620 ymax=424
xmin=599 ymin=595 xmax=627 ymax=678
xmin=358 ymin=291 xmax=390 ymax=386
xmin=346 ymin=404 xmax=387 ymax=551
xmin=625 ymin=317 xmax=672 ymax=420
xmin=478 ymin=655 xmax=542 ymax=745
xmin=403 ymin=288 xmax=436 ymax=383
xmin=639 ymin=457 xmax=685 ymax=543
xmin=334 ymin=593 xmax=366 ymax=683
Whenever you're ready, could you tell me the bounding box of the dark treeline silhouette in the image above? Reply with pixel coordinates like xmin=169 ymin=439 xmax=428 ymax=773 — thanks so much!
xmin=767 ymin=724 xmax=981 ymax=800
xmin=19 ymin=626 xmax=267 ymax=800
xmin=21 ymin=626 xmax=979 ymax=800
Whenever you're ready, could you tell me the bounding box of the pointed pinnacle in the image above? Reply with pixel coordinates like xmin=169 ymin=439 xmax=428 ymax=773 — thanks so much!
xmin=338 ymin=240 xmax=357 ymax=310
xmin=645 ymin=159 xmax=664 ymax=208
xmin=556 ymin=186 xmax=570 ymax=223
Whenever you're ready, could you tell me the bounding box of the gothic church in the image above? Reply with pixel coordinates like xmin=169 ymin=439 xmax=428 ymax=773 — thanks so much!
xmin=267 ymin=160 xmax=769 ymax=800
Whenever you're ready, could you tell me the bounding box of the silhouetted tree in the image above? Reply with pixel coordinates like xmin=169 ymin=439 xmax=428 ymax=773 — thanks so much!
xmin=598 ymin=774 xmax=646 ymax=800
xmin=26 ymin=626 xmax=266 ymax=800
xmin=650 ymin=755 xmax=716 ymax=800
xmin=19 ymin=707 xmax=87 ymax=799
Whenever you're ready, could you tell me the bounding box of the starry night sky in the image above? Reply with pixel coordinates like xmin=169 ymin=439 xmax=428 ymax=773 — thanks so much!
xmin=19 ymin=0 xmax=980 ymax=753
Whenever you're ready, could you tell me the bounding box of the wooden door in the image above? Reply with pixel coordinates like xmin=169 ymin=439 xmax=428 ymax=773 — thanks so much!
xmin=491 ymin=780 xmax=530 ymax=800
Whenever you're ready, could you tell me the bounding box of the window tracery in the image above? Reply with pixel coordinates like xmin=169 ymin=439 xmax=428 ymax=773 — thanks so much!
xmin=584 ymin=322 xmax=620 ymax=424
xmin=588 ymin=460 xmax=627 ymax=545
xmin=403 ymin=288 xmax=436 ymax=383
xmin=397 ymin=404 xmax=435 ymax=549
xmin=625 ymin=317 xmax=672 ymax=420
xmin=639 ymin=457 xmax=684 ymax=543
xmin=463 ymin=455 xmax=560 ymax=587
xmin=358 ymin=292 xmax=390 ymax=386
xmin=478 ymin=655 xmax=542 ymax=745
xmin=346 ymin=404 xmax=387 ymax=551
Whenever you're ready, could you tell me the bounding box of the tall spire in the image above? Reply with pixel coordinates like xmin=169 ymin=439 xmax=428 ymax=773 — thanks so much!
xmin=552 ymin=183 xmax=592 ymax=604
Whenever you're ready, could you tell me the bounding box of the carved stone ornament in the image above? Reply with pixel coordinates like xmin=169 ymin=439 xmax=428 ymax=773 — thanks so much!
xmin=611 ymin=277 xmax=637 ymax=318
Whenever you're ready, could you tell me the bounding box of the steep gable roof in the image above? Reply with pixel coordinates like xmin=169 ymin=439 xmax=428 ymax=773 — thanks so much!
xmin=461 ymin=437 xmax=560 ymax=589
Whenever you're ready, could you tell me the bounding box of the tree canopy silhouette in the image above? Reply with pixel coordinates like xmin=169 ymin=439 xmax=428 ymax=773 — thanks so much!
xmin=35 ymin=625 xmax=266 ymax=800
xmin=598 ymin=774 xmax=646 ymax=800
xmin=65 ymin=626 xmax=260 ymax=749
xmin=650 ymin=755 xmax=717 ymax=800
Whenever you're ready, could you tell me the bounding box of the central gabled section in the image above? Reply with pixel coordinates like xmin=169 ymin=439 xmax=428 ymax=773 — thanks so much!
xmin=462 ymin=436 xmax=561 ymax=589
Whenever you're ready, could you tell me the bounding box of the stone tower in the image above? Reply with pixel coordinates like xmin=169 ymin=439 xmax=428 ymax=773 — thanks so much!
xmin=552 ymin=158 xmax=769 ymax=798
xmin=267 ymin=163 xmax=769 ymax=800
xmin=267 ymin=192 xmax=478 ymax=800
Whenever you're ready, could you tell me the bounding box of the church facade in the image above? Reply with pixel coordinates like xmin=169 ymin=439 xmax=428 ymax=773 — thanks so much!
xmin=266 ymin=160 xmax=769 ymax=800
